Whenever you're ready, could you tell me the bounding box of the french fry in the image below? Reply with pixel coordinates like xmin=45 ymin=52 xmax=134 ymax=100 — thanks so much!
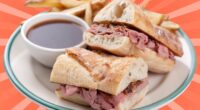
xmin=163 ymin=15 xmax=169 ymax=20
xmin=60 ymin=0 xmax=91 ymax=8
xmin=85 ymin=3 xmax=93 ymax=25
xmin=144 ymin=10 xmax=167 ymax=25
xmin=25 ymin=0 xmax=64 ymax=8
xmin=160 ymin=21 xmax=180 ymax=30
xmin=62 ymin=4 xmax=87 ymax=16
xmin=49 ymin=7 xmax=64 ymax=12
xmin=62 ymin=0 xmax=108 ymax=16
xmin=92 ymin=0 xmax=109 ymax=17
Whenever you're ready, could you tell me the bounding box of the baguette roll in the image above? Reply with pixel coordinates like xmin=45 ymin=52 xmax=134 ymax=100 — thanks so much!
xmin=84 ymin=32 xmax=175 ymax=73
xmin=93 ymin=0 xmax=183 ymax=56
xmin=50 ymin=48 xmax=148 ymax=95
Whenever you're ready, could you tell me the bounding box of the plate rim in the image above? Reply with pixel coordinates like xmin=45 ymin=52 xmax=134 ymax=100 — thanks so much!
xmin=4 ymin=25 xmax=197 ymax=110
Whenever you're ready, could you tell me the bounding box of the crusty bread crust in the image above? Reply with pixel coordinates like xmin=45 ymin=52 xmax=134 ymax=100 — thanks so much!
xmin=84 ymin=32 xmax=133 ymax=56
xmin=84 ymin=33 xmax=175 ymax=73
xmin=50 ymin=54 xmax=98 ymax=89
xmin=50 ymin=48 xmax=148 ymax=95
xmin=55 ymin=85 xmax=148 ymax=110
xmin=93 ymin=0 xmax=183 ymax=56
xmin=134 ymin=47 xmax=175 ymax=74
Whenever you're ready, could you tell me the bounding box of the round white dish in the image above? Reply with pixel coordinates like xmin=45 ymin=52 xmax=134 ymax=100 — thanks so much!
xmin=4 ymin=26 xmax=196 ymax=110
xmin=21 ymin=13 xmax=89 ymax=67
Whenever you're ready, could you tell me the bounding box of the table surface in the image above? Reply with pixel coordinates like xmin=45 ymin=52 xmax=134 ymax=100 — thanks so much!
xmin=0 ymin=0 xmax=200 ymax=110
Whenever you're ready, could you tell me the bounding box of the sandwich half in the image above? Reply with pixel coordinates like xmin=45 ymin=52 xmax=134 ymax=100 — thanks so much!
xmin=50 ymin=48 xmax=148 ymax=110
xmin=84 ymin=0 xmax=183 ymax=73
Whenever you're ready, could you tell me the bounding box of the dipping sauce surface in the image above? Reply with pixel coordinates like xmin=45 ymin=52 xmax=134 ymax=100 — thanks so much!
xmin=27 ymin=20 xmax=83 ymax=49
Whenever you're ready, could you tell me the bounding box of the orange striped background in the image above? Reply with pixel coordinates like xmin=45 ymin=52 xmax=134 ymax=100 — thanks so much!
xmin=0 ymin=0 xmax=200 ymax=110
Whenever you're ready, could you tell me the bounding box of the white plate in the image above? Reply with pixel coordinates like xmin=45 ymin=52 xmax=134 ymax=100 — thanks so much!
xmin=4 ymin=26 xmax=196 ymax=110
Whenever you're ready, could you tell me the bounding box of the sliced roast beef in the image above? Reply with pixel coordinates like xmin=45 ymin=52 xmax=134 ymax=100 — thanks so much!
xmin=60 ymin=85 xmax=80 ymax=96
xmin=59 ymin=79 xmax=148 ymax=110
xmin=88 ymin=24 xmax=175 ymax=60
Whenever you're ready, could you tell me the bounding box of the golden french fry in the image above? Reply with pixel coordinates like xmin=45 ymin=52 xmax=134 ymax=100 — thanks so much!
xmin=85 ymin=3 xmax=93 ymax=25
xmin=144 ymin=10 xmax=167 ymax=25
xmin=163 ymin=15 xmax=169 ymax=20
xmin=60 ymin=0 xmax=91 ymax=8
xmin=25 ymin=0 xmax=64 ymax=8
xmin=49 ymin=7 xmax=64 ymax=12
xmin=62 ymin=0 xmax=108 ymax=16
xmin=62 ymin=3 xmax=87 ymax=15
xmin=160 ymin=21 xmax=180 ymax=30
xmin=92 ymin=0 xmax=109 ymax=10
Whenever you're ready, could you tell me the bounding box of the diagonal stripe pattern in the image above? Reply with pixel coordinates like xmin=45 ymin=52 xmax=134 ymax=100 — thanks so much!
xmin=11 ymin=98 xmax=32 ymax=110
xmin=168 ymin=101 xmax=184 ymax=110
xmin=169 ymin=1 xmax=200 ymax=18
xmin=192 ymin=74 xmax=200 ymax=84
xmin=0 ymin=72 xmax=8 ymax=82
xmin=0 ymin=38 xmax=8 ymax=46
xmin=0 ymin=3 xmax=32 ymax=19
xmin=37 ymin=106 xmax=46 ymax=110
xmin=191 ymin=38 xmax=200 ymax=46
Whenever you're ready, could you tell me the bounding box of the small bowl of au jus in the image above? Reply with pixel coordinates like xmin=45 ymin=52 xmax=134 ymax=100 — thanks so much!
xmin=21 ymin=13 xmax=89 ymax=67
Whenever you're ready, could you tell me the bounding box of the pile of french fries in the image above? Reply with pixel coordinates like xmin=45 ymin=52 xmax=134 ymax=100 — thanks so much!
xmin=144 ymin=10 xmax=180 ymax=32
xmin=26 ymin=0 xmax=109 ymax=25
xmin=26 ymin=0 xmax=180 ymax=31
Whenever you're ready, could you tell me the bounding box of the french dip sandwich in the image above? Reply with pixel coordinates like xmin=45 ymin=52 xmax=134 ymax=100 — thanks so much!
xmin=84 ymin=0 xmax=183 ymax=73
xmin=50 ymin=48 xmax=148 ymax=110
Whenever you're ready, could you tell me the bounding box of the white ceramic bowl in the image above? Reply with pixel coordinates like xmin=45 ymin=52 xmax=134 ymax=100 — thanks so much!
xmin=21 ymin=13 xmax=89 ymax=67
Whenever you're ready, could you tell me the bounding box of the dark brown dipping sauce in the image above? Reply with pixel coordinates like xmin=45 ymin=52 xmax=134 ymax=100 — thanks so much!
xmin=27 ymin=20 xmax=83 ymax=49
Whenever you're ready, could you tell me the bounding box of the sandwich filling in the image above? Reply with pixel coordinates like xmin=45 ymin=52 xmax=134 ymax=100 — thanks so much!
xmin=58 ymin=79 xmax=148 ymax=110
xmin=88 ymin=23 xmax=175 ymax=60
